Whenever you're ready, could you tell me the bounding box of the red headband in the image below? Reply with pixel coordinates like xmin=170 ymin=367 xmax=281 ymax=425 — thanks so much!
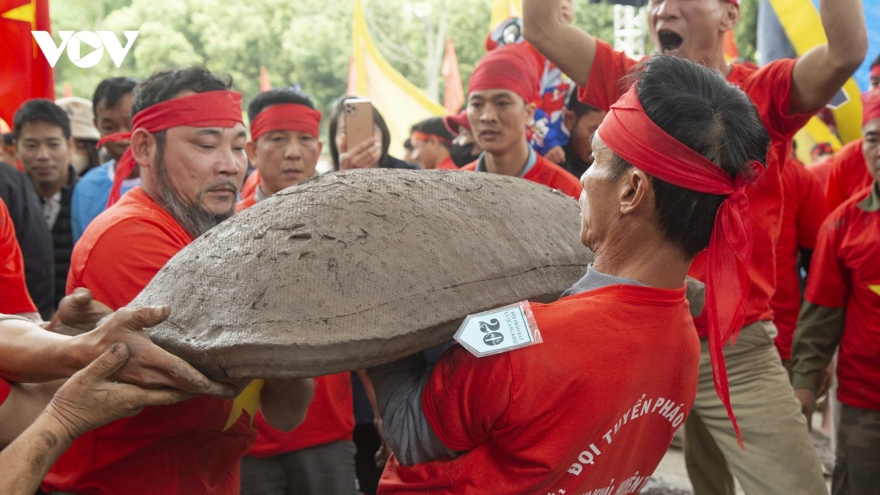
xmin=870 ymin=64 xmax=880 ymax=80
xmin=99 ymin=90 xmax=244 ymax=207
xmin=598 ymin=86 xmax=763 ymax=448
xmin=468 ymin=44 xmax=540 ymax=105
xmin=411 ymin=131 xmax=452 ymax=145
xmin=862 ymin=88 xmax=880 ymax=126
xmin=250 ymin=104 xmax=322 ymax=142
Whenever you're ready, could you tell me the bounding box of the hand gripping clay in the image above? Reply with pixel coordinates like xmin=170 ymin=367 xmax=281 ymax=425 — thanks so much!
xmin=130 ymin=169 xmax=676 ymax=379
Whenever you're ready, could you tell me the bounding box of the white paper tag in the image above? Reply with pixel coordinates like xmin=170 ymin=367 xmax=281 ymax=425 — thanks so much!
xmin=454 ymin=301 xmax=542 ymax=358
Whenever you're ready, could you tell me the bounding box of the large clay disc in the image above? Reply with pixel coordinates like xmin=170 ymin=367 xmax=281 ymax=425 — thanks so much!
xmin=130 ymin=169 xmax=593 ymax=379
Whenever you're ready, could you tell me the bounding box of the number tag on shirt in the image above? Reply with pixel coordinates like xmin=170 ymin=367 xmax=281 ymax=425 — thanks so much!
xmin=454 ymin=301 xmax=543 ymax=358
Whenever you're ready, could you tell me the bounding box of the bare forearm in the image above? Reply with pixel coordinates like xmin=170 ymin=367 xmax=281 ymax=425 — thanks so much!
xmin=0 ymin=319 xmax=93 ymax=383
xmin=0 ymin=410 xmax=74 ymax=495
xmin=522 ymin=0 xmax=596 ymax=86
xmin=260 ymin=378 xmax=314 ymax=432
xmin=791 ymin=0 xmax=867 ymax=113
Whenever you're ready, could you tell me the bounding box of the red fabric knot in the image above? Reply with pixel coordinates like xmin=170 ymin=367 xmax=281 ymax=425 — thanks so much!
xmin=861 ymin=87 xmax=880 ymax=126
xmin=598 ymin=85 xmax=764 ymax=449
xmin=104 ymin=90 xmax=244 ymax=208
xmin=249 ymin=104 xmax=322 ymax=143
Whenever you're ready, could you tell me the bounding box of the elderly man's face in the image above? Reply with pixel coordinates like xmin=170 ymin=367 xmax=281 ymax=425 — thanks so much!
xmin=579 ymin=137 xmax=624 ymax=252
xmin=252 ymin=129 xmax=321 ymax=196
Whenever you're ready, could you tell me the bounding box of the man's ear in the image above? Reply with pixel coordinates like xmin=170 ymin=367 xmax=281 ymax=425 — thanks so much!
xmin=720 ymin=3 xmax=740 ymax=32
xmin=563 ymin=109 xmax=577 ymax=133
xmin=246 ymin=141 xmax=257 ymax=163
xmin=619 ymin=168 xmax=653 ymax=216
xmin=129 ymin=128 xmax=156 ymax=170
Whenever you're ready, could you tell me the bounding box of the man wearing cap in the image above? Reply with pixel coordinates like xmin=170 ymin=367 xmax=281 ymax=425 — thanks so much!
xmin=524 ymin=0 xmax=866 ymax=492
xmin=234 ymin=87 xmax=358 ymax=495
xmin=71 ymin=77 xmax=138 ymax=242
xmin=792 ymin=87 xmax=880 ymax=495
xmin=48 ymin=66 xmax=314 ymax=495
xmin=460 ymin=44 xmax=582 ymax=199
xmin=409 ymin=117 xmax=457 ymax=170
xmin=825 ymin=54 xmax=880 ymax=212
xmin=443 ymin=110 xmax=481 ymax=168
xmin=367 ymin=56 xmax=769 ymax=495
xmin=14 ymin=99 xmax=79 ymax=311
xmin=55 ymin=97 xmax=101 ymax=175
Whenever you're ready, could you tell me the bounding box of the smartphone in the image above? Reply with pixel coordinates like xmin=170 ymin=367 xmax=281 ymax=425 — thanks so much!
xmin=343 ymin=98 xmax=374 ymax=150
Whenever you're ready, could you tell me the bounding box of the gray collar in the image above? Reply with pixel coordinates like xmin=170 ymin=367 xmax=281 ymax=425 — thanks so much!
xmin=561 ymin=264 xmax=644 ymax=297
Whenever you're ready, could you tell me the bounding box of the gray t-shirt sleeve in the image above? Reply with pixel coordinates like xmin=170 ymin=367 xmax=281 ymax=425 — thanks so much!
xmin=366 ymin=352 xmax=458 ymax=466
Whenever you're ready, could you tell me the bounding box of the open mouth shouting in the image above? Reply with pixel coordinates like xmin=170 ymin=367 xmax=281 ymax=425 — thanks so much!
xmin=658 ymin=30 xmax=684 ymax=56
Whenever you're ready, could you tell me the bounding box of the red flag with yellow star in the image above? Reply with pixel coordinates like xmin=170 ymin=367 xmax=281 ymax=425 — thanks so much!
xmin=0 ymin=0 xmax=54 ymax=129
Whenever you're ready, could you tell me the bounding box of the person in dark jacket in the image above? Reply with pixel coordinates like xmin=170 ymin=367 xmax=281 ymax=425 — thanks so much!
xmin=0 ymin=164 xmax=54 ymax=319
xmin=14 ymin=99 xmax=78 ymax=310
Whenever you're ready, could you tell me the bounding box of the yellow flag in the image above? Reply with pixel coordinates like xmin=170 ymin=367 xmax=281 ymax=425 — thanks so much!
xmin=351 ymin=0 xmax=446 ymax=157
xmin=490 ymin=0 xmax=522 ymax=31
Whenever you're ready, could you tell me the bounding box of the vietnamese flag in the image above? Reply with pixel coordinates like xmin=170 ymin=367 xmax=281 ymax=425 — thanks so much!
xmin=0 ymin=0 xmax=54 ymax=129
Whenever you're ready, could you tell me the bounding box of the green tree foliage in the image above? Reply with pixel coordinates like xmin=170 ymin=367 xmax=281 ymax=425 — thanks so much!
xmin=50 ymin=0 xmax=757 ymax=121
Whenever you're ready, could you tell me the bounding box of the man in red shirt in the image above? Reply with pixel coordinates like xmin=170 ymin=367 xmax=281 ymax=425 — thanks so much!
xmin=459 ymin=44 xmax=583 ymax=200
xmin=792 ymin=86 xmax=880 ymax=495
xmin=233 ymin=87 xmax=358 ymax=495
xmin=237 ymin=87 xmax=323 ymax=213
xmin=523 ymin=0 xmax=866 ymax=492
xmin=825 ymin=55 xmax=880 ymax=212
xmin=368 ymin=56 xmax=769 ymax=495
xmin=770 ymin=159 xmax=828 ymax=368
xmin=409 ymin=118 xmax=458 ymax=170
xmin=52 ymin=67 xmax=314 ymax=495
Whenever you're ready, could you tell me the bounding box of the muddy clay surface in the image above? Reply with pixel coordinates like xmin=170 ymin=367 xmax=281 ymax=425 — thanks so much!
xmin=130 ymin=170 xmax=593 ymax=379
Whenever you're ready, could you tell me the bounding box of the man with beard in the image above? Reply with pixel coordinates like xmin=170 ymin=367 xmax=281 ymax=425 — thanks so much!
xmin=522 ymin=0 xmax=866 ymax=493
xmin=49 ymin=67 xmax=314 ymax=495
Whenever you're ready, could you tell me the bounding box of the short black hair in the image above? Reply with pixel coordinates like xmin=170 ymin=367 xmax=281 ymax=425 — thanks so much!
xmin=132 ymin=66 xmax=231 ymax=116
xmin=92 ymin=77 xmax=138 ymax=117
xmin=13 ymin=99 xmax=71 ymax=141
xmin=412 ymin=117 xmax=454 ymax=149
xmin=403 ymin=138 xmax=413 ymax=150
xmin=565 ymin=86 xmax=602 ymax=120
xmin=247 ymin=87 xmax=316 ymax=122
xmin=328 ymin=95 xmax=392 ymax=170
xmin=872 ymin=53 xmax=880 ymax=68
xmin=608 ymin=56 xmax=769 ymax=259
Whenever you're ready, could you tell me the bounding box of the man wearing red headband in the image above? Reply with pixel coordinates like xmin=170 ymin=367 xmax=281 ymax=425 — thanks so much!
xmin=233 ymin=87 xmax=357 ymax=495
xmin=237 ymin=87 xmax=323 ymax=212
xmin=367 ymin=56 xmax=767 ymax=495
xmin=524 ymin=0 xmax=866 ymax=491
xmin=50 ymin=67 xmax=315 ymax=495
xmin=825 ymin=54 xmax=880 ymax=212
xmin=461 ymin=44 xmax=582 ymax=199
xmin=792 ymin=86 xmax=880 ymax=495
xmin=409 ymin=117 xmax=458 ymax=170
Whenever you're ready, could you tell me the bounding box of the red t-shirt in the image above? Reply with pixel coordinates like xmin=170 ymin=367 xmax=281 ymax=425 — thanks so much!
xmin=769 ymin=160 xmax=828 ymax=360
xmin=808 ymin=157 xmax=834 ymax=191
xmin=825 ymin=139 xmax=872 ymax=212
xmin=436 ymin=156 xmax=459 ymax=170
xmin=805 ymin=185 xmax=880 ymax=411
xmin=462 ymin=153 xmax=583 ymax=199
xmin=0 ymin=198 xmax=37 ymax=314
xmin=580 ymin=40 xmax=814 ymax=335
xmin=47 ymin=187 xmax=259 ymax=495
xmin=235 ymin=196 xmax=355 ymax=458
xmin=379 ymin=284 xmax=700 ymax=494
xmin=234 ymin=194 xmax=258 ymax=214
xmin=241 ymin=170 xmax=261 ymax=201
